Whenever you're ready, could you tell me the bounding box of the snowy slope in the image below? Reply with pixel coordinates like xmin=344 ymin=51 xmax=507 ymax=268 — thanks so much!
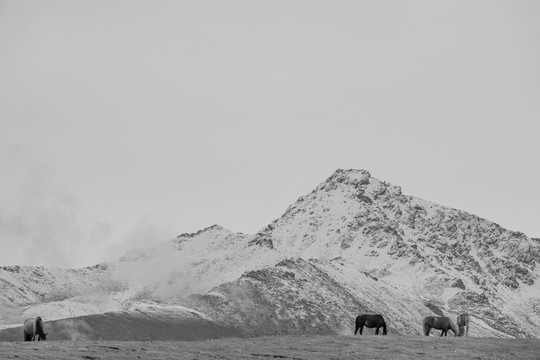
xmin=1 ymin=169 xmax=539 ymax=338
xmin=243 ymin=169 xmax=540 ymax=337
xmin=0 ymin=264 xmax=118 ymax=329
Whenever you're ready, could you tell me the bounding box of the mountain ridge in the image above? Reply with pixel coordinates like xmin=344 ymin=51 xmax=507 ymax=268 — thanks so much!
xmin=1 ymin=169 xmax=539 ymax=339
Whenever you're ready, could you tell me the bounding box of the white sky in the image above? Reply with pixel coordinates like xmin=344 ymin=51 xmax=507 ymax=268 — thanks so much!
xmin=1 ymin=1 xmax=539 ymax=268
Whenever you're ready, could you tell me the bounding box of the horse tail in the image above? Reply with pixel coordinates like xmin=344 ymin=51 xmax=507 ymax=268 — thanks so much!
xmin=33 ymin=318 xmax=38 ymax=338
xmin=354 ymin=319 xmax=360 ymax=335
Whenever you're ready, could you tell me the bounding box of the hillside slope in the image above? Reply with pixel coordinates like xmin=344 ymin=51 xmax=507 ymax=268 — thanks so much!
xmin=1 ymin=169 xmax=538 ymax=339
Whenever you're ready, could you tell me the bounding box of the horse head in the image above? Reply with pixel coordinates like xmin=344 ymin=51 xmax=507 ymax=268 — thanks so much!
xmin=450 ymin=319 xmax=460 ymax=336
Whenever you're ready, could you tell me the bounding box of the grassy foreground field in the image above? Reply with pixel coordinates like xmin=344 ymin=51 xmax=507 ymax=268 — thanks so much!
xmin=0 ymin=335 xmax=538 ymax=359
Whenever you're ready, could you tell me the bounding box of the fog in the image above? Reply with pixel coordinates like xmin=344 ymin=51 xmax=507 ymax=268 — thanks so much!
xmin=1 ymin=1 xmax=539 ymax=268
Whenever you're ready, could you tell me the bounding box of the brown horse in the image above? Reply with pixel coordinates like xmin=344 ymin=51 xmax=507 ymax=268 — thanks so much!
xmin=355 ymin=314 xmax=387 ymax=335
xmin=457 ymin=313 xmax=470 ymax=337
xmin=23 ymin=316 xmax=47 ymax=341
xmin=423 ymin=316 xmax=459 ymax=336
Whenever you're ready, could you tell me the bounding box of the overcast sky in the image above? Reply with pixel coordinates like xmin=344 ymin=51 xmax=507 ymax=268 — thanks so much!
xmin=1 ymin=1 xmax=539 ymax=268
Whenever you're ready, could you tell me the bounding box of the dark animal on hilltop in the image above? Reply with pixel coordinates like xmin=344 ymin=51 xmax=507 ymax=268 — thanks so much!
xmin=355 ymin=314 xmax=387 ymax=335
xmin=23 ymin=317 xmax=47 ymax=341
xmin=457 ymin=313 xmax=470 ymax=337
xmin=423 ymin=316 xmax=459 ymax=337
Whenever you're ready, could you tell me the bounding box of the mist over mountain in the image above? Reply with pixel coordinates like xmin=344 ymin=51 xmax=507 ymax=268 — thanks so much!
xmin=1 ymin=169 xmax=539 ymax=340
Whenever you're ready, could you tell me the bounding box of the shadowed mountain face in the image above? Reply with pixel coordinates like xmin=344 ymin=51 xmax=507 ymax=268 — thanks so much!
xmin=0 ymin=310 xmax=242 ymax=341
xmin=1 ymin=169 xmax=539 ymax=340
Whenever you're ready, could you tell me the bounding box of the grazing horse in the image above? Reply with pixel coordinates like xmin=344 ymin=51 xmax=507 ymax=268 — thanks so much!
xmin=457 ymin=313 xmax=470 ymax=337
xmin=423 ymin=316 xmax=459 ymax=337
xmin=355 ymin=314 xmax=387 ymax=335
xmin=23 ymin=316 xmax=47 ymax=341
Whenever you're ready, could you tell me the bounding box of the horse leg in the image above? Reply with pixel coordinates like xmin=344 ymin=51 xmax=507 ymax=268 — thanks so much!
xmin=359 ymin=325 xmax=364 ymax=335
xmin=375 ymin=327 xmax=379 ymax=335
xmin=354 ymin=323 xmax=360 ymax=335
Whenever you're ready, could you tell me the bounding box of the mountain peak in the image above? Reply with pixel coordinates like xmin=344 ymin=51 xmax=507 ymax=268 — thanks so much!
xmin=2 ymin=168 xmax=540 ymax=339
xmin=313 ymin=169 xmax=401 ymax=200
xmin=176 ymin=224 xmax=229 ymax=239
xmin=326 ymin=168 xmax=371 ymax=184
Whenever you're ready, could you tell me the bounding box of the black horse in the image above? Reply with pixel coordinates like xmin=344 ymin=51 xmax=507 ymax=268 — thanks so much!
xmin=23 ymin=316 xmax=47 ymax=341
xmin=354 ymin=314 xmax=387 ymax=335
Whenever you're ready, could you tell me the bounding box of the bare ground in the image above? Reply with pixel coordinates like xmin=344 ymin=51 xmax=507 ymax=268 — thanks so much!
xmin=0 ymin=335 xmax=538 ymax=360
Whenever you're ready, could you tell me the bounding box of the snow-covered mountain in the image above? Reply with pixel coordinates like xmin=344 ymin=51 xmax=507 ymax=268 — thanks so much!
xmin=1 ymin=169 xmax=539 ymax=339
